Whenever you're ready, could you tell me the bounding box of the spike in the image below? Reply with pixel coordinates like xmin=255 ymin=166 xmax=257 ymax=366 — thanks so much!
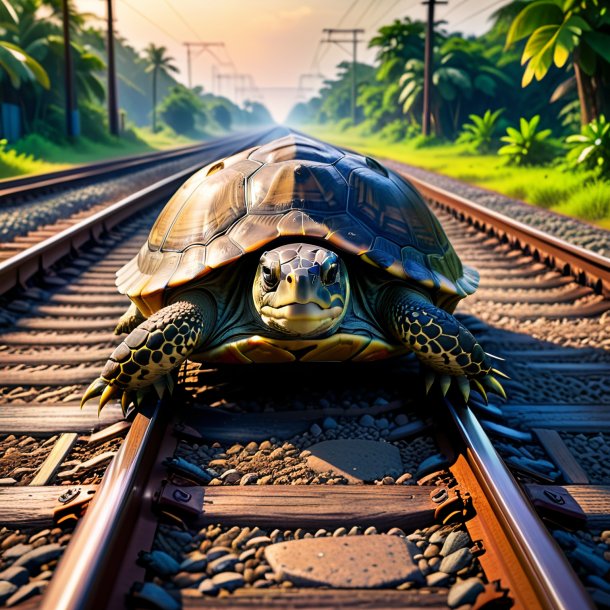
xmin=492 ymin=368 xmax=510 ymax=380
xmin=153 ymin=379 xmax=166 ymax=400
xmin=485 ymin=352 xmax=505 ymax=362
xmin=81 ymin=378 xmax=107 ymax=408
xmin=424 ymin=371 xmax=435 ymax=395
xmin=98 ymin=383 xmax=119 ymax=414
xmin=457 ymin=376 xmax=470 ymax=403
xmin=472 ymin=378 xmax=488 ymax=404
xmin=165 ymin=374 xmax=175 ymax=396
xmin=121 ymin=392 xmax=131 ymax=417
xmin=483 ymin=375 xmax=507 ymax=400
xmin=440 ymin=375 xmax=452 ymax=397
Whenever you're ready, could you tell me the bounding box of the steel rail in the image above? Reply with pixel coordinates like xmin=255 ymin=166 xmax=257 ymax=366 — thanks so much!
xmin=0 ymin=163 xmax=197 ymax=296
xmin=40 ymin=403 xmax=167 ymax=610
xmin=407 ymin=175 xmax=610 ymax=297
xmin=446 ymin=399 xmax=595 ymax=610
xmin=0 ymin=127 xmax=282 ymax=296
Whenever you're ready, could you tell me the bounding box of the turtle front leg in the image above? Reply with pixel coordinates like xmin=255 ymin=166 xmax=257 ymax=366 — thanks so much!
xmin=82 ymin=294 xmax=215 ymax=413
xmin=379 ymin=285 xmax=507 ymax=403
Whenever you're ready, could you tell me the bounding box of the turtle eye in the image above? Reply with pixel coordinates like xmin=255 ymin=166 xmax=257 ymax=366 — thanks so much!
xmin=321 ymin=254 xmax=339 ymax=285
xmin=261 ymin=258 xmax=280 ymax=290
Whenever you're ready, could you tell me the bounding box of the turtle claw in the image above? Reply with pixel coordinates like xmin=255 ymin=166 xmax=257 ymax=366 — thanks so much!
xmin=482 ymin=374 xmax=507 ymax=400
xmin=457 ymin=376 xmax=470 ymax=403
xmin=439 ymin=375 xmax=451 ymax=397
xmin=492 ymin=367 xmax=510 ymax=380
xmin=471 ymin=378 xmax=488 ymax=404
xmin=81 ymin=377 xmax=107 ymax=408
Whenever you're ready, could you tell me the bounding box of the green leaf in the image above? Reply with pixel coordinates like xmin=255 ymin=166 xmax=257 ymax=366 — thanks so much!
xmin=578 ymin=40 xmax=597 ymax=75
xmin=577 ymin=144 xmax=595 ymax=163
xmin=585 ymin=31 xmax=610 ymax=64
xmin=522 ymin=25 xmax=558 ymax=64
xmin=554 ymin=25 xmax=574 ymax=67
xmin=506 ymin=2 xmax=563 ymax=48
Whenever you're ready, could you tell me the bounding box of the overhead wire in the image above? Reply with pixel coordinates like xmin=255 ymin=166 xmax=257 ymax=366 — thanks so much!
xmin=452 ymin=0 xmax=508 ymax=27
xmin=336 ymin=0 xmax=361 ymax=28
xmin=354 ymin=0 xmax=378 ymax=26
xmin=443 ymin=0 xmax=475 ymax=18
xmin=161 ymin=0 xmax=204 ymax=43
xmin=118 ymin=0 xmax=181 ymax=44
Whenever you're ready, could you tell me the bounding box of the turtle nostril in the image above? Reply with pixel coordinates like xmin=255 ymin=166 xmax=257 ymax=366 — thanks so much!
xmin=287 ymin=276 xmax=293 ymax=284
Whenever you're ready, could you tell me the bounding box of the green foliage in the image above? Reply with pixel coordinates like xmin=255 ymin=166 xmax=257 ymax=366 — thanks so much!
xmin=158 ymin=86 xmax=204 ymax=135
xmin=212 ymin=104 xmax=231 ymax=130
xmin=555 ymin=180 xmax=610 ymax=220
xmin=566 ymin=115 xmax=610 ymax=176
xmin=457 ymin=109 xmax=504 ymax=153
xmin=499 ymin=115 xmax=556 ymax=165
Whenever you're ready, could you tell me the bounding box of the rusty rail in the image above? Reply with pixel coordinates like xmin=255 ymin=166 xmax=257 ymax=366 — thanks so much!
xmin=407 ymin=175 xmax=610 ymax=297
xmin=40 ymin=403 xmax=167 ymax=610
xmin=446 ymin=399 xmax=594 ymax=610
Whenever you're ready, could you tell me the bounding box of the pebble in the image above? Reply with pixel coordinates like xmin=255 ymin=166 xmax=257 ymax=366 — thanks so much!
xmin=439 ymin=548 xmax=473 ymax=574
xmin=447 ymin=577 xmax=485 ymax=608
xmin=207 ymin=554 xmax=239 ymax=574
xmin=240 ymin=473 xmax=258 ymax=485
xmin=0 ymin=567 xmax=28 ymax=587
xmin=173 ymin=571 xmax=205 ymax=588
xmin=220 ymin=469 xmax=241 ymax=484
xmin=206 ymin=546 xmax=232 ymax=561
xmin=3 ymin=544 xmax=32 ymax=559
xmin=322 ymin=417 xmax=337 ymax=429
xmin=198 ymin=579 xmax=218 ymax=594
xmin=309 ymin=424 xmax=322 ymax=437
xmin=180 ymin=552 xmax=207 ymax=573
xmin=441 ymin=531 xmax=470 ymax=556
xmin=424 ymin=544 xmax=440 ymax=558
xmin=426 ymin=571 xmax=451 ymax=587
xmin=0 ymin=582 xmax=17 ymax=605
xmin=210 ymin=572 xmax=245 ymax=591
xmin=137 ymin=551 xmax=180 ymax=577
xmin=415 ymin=454 xmax=449 ymax=479
xmin=396 ymin=473 xmax=413 ymax=484
xmin=359 ymin=414 xmax=375 ymax=427
xmin=5 ymin=580 xmax=47 ymax=606
xmin=14 ymin=544 xmax=62 ymax=570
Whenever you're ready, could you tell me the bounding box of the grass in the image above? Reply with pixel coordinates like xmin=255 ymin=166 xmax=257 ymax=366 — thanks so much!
xmin=0 ymin=126 xmax=199 ymax=180
xmin=303 ymin=124 xmax=610 ymax=228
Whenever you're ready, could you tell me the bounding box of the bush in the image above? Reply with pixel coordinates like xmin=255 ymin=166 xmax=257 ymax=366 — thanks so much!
xmin=159 ymin=86 xmax=204 ymax=135
xmin=555 ymin=181 xmax=610 ymax=221
xmin=337 ymin=117 xmax=353 ymax=132
xmin=566 ymin=115 xmax=610 ymax=177
xmin=457 ymin=109 xmax=503 ymax=153
xmin=212 ymin=104 xmax=232 ymax=131
xmin=498 ymin=116 xmax=556 ymax=166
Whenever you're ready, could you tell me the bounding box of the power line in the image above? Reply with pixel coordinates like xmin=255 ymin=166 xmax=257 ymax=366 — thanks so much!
xmin=336 ymin=0 xmax=361 ymax=27
xmin=354 ymin=0 xmax=377 ymax=26
xmin=161 ymin=0 xmax=204 ymax=43
xmin=452 ymin=0 xmax=507 ymax=27
xmin=443 ymin=0 xmax=474 ymax=18
xmin=371 ymin=0 xmax=419 ymax=29
xmin=119 ymin=0 xmax=181 ymax=44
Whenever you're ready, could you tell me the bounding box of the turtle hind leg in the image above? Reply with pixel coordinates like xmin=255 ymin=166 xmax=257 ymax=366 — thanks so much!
xmin=82 ymin=296 xmax=214 ymax=412
xmin=379 ymin=285 xmax=507 ymax=403
xmin=114 ymin=302 xmax=146 ymax=335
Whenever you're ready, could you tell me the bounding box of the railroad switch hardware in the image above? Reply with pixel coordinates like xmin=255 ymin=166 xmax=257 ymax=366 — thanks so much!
xmin=525 ymin=485 xmax=587 ymax=528
xmin=154 ymin=481 xmax=203 ymax=521
xmin=431 ymin=485 xmax=475 ymax=524
xmin=53 ymin=487 xmax=95 ymax=527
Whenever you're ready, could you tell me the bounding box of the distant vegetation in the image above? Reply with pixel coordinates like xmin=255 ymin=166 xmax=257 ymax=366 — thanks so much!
xmin=288 ymin=0 xmax=610 ymax=224
xmin=0 ymin=0 xmax=274 ymax=176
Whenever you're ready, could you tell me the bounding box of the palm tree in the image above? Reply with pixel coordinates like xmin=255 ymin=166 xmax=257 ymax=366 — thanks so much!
xmin=144 ymin=44 xmax=178 ymax=132
xmin=505 ymin=0 xmax=610 ymax=124
xmin=0 ymin=0 xmax=49 ymax=91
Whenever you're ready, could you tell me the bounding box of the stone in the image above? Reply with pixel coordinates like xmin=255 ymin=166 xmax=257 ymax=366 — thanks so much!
xmin=322 ymin=417 xmax=337 ymax=429
xmin=264 ymin=535 xmax=422 ymax=588
xmin=14 ymin=544 xmax=62 ymax=570
xmin=424 ymin=544 xmax=440 ymax=558
xmin=207 ymin=554 xmax=239 ymax=574
xmin=426 ymin=572 xmax=451 ymax=587
xmin=210 ymin=572 xmax=244 ymax=591
xmin=240 ymin=473 xmax=258 ymax=485
xmin=387 ymin=422 xmax=428 ymax=441
xmin=0 ymin=582 xmax=17 ymax=605
xmin=198 ymin=578 xmax=218 ymax=594
xmin=5 ymin=581 xmax=47 ymax=606
xmin=174 ymin=572 xmax=205 ymax=588
xmin=415 ymin=454 xmax=449 ymax=479
xmin=439 ymin=548 xmax=473 ymax=574
xmin=0 ymin=567 xmax=28 ymax=587
xmin=3 ymin=544 xmax=32 ymax=559
xmin=441 ymin=531 xmax=470 ymax=556
xmin=180 ymin=552 xmax=207 ymax=573
xmin=306 ymin=440 xmax=402 ymax=483
xmin=447 ymin=577 xmax=485 ymax=608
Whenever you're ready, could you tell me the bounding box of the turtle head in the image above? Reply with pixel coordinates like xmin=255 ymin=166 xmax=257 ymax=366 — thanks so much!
xmin=253 ymin=243 xmax=350 ymax=337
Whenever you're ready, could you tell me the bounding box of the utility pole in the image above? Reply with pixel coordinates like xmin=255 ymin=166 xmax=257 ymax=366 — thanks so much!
xmin=183 ymin=42 xmax=225 ymax=88
xmin=61 ymin=0 xmax=77 ymax=137
xmin=106 ymin=0 xmax=119 ymax=136
xmin=321 ymin=29 xmax=364 ymax=125
xmin=422 ymin=0 xmax=446 ymax=136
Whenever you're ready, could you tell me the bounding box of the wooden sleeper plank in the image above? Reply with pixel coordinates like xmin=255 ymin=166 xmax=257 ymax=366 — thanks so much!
xmin=30 ymin=433 xmax=79 ymax=486
xmin=534 ymin=428 xmax=591 ymax=485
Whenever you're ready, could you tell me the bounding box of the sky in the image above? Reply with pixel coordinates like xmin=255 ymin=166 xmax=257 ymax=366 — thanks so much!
xmin=75 ymin=0 xmax=507 ymax=123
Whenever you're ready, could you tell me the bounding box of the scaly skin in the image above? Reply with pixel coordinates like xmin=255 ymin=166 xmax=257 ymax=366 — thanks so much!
xmin=82 ymin=295 xmax=214 ymax=412
xmin=379 ymin=284 xmax=507 ymax=402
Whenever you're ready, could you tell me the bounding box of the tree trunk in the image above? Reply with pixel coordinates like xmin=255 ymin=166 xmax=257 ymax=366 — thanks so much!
xmin=573 ymin=60 xmax=598 ymax=125
xmin=152 ymin=68 xmax=157 ymax=133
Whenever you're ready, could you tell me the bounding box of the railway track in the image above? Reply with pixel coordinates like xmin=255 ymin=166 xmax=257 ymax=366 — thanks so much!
xmin=0 ymin=133 xmax=608 ymax=609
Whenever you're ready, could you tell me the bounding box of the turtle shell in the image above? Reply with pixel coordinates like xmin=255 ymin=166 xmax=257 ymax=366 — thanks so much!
xmin=118 ymin=134 xmax=478 ymax=315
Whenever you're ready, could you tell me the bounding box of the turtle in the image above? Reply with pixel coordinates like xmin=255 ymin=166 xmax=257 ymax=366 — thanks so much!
xmin=81 ymin=134 xmax=507 ymax=413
